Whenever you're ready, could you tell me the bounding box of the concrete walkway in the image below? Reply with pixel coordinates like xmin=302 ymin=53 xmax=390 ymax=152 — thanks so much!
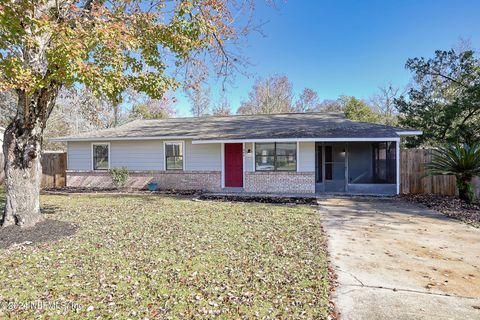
xmin=318 ymin=197 xmax=480 ymax=320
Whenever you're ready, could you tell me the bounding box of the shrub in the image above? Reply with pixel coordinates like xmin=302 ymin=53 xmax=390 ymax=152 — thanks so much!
xmin=426 ymin=143 xmax=480 ymax=203
xmin=109 ymin=167 xmax=129 ymax=188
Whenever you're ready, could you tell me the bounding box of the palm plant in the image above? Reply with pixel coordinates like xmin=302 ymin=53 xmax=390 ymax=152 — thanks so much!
xmin=426 ymin=143 xmax=480 ymax=203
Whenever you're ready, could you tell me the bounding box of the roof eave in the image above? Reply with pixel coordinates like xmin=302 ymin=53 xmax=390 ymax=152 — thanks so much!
xmin=395 ymin=130 xmax=423 ymax=136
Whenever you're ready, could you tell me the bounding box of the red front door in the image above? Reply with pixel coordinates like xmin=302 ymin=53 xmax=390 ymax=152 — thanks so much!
xmin=224 ymin=143 xmax=243 ymax=187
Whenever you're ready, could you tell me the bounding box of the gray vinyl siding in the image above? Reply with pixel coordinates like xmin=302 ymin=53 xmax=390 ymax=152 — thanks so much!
xmin=67 ymin=139 xmax=222 ymax=171
xmin=67 ymin=142 xmax=92 ymax=170
xmin=111 ymin=140 xmax=163 ymax=170
xmin=185 ymin=140 xmax=221 ymax=171
xmin=298 ymin=142 xmax=315 ymax=172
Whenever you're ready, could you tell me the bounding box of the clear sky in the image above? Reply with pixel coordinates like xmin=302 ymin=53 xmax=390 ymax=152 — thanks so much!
xmin=174 ymin=0 xmax=480 ymax=116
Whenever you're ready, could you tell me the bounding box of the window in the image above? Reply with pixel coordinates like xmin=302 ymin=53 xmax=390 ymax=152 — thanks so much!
xmin=92 ymin=143 xmax=109 ymax=170
xmin=165 ymin=142 xmax=183 ymax=170
xmin=255 ymin=142 xmax=296 ymax=171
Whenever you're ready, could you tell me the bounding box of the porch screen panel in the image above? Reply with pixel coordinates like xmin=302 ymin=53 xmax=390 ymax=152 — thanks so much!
xmin=348 ymin=141 xmax=396 ymax=184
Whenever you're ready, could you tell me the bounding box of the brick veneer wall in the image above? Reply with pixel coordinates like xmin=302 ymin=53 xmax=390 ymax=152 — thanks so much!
xmin=67 ymin=170 xmax=222 ymax=192
xmin=244 ymin=171 xmax=315 ymax=194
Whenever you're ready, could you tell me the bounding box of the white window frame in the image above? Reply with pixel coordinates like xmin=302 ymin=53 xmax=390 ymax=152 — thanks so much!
xmin=253 ymin=142 xmax=298 ymax=172
xmin=91 ymin=142 xmax=110 ymax=171
xmin=164 ymin=141 xmax=185 ymax=171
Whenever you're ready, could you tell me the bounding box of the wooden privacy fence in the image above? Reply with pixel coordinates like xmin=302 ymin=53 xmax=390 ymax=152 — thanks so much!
xmin=41 ymin=152 xmax=67 ymax=188
xmin=0 ymin=151 xmax=67 ymax=189
xmin=400 ymin=148 xmax=480 ymax=197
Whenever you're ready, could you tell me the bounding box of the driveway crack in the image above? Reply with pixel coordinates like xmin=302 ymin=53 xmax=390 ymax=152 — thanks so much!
xmin=342 ymin=283 xmax=479 ymax=300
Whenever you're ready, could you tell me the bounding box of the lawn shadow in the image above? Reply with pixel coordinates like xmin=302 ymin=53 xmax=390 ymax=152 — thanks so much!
xmin=0 ymin=219 xmax=78 ymax=249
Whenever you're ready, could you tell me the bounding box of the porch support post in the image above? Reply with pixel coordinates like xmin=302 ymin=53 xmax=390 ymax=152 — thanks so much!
xmin=345 ymin=142 xmax=349 ymax=193
xmin=396 ymin=139 xmax=400 ymax=194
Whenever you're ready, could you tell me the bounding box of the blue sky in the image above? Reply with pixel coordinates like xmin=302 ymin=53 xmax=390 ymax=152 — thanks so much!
xmin=174 ymin=0 xmax=480 ymax=116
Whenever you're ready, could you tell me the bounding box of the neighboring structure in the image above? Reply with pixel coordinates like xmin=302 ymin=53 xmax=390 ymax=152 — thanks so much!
xmin=51 ymin=113 xmax=422 ymax=195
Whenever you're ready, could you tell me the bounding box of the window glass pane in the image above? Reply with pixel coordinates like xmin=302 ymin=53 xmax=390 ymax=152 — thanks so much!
xmin=255 ymin=143 xmax=275 ymax=156
xmin=276 ymin=155 xmax=296 ymax=171
xmin=166 ymin=143 xmax=182 ymax=157
xmin=93 ymin=145 xmax=108 ymax=170
xmin=166 ymin=156 xmax=183 ymax=170
xmin=276 ymin=143 xmax=296 ymax=156
xmin=255 ymin=155 xmax=275 ymax=171
xmin=165 ymin=142 xmax=183 ymax=170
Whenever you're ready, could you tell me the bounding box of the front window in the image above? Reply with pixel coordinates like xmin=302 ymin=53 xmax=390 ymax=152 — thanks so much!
xmin=255 ymin=142 xmax=296 ymax=171
xmin=93 ymin=144 xmax=109 ymax=170
xmin=165 ymin=142 xmax=183 ymax=170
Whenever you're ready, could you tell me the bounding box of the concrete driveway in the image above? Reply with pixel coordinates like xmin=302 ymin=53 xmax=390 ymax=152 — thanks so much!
xmin=318 ymin=197 xmax=480 ymax=320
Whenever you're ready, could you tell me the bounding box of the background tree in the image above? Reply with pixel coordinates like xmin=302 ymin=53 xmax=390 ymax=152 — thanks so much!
xmin=317 ymin=98 xmax=344 ymax=112
xmin=370 ymin=84 xmax=402 ymax=125
xmin=212 ymin=94 xmax=232 ymax=116
xmin=0 ymin=0 xmax=254 ymax=227
xmin=186 ymin=85 xmax=211 ymax=117
xmin=295 ymin=88 xmax=320 ymax=112
xmin=237 ymin=75 xmax=294 ymax=114
xmin=396 ymin=49 xmax=480 ymax=147
xmin=343 ymin=97 xmax=381 ymax=122
xmin=129 ymin=96 xmax=176 ymax=120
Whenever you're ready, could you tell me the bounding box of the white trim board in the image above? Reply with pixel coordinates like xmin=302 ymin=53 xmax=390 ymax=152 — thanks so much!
xmin=91 ymin=142 xmax=111 ymax=171
xmin=163 ymin=141 xmax=185 ymax=171
xmin=193 ymin=137 xmax=402 ymax=144
xmin=396 ymin=131 xmax=423 ymax=136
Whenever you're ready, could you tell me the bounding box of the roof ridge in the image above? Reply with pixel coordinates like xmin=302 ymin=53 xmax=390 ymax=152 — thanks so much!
xmin=135 ymin=111 xmax=345 ymax=122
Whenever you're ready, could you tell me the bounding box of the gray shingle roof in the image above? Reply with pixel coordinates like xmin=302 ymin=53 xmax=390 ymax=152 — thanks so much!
xmin=51 ymin=112 xmax=420 ymax=142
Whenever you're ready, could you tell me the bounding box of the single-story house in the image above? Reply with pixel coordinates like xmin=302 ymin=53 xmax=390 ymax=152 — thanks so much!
xmin=51 ymin=112 xmax=421 ymax=195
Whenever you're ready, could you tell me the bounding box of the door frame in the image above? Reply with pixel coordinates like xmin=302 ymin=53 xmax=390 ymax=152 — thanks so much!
xmin=221 ymin=142 xmax=245 ymax=188
xmin=315 ymin=142 xmax=348 ymax=193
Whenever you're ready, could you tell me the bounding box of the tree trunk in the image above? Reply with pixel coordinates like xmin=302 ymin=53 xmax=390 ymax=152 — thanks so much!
xmin=2 ymin=86 xmax=60 ymax=228
xmin=457 ymin=177 xmax=473 ymax=204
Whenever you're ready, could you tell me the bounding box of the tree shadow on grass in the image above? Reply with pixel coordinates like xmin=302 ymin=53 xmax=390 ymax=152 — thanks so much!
xmin=0 ymin=219 xmax=78 ymax=249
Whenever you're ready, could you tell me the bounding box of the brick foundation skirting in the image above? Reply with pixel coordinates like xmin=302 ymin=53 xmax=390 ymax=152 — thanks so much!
xmin=244 ymin=171 xmax=316 ymax=194
xmin=66 ymin=170 xmax=222 ymax=192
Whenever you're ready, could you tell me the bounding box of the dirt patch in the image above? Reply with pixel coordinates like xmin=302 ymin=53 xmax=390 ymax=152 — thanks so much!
xmin=401 ymin=194 xmax=480 ymax=228
xmin=0 ymin=219 xmax=77 ymax=249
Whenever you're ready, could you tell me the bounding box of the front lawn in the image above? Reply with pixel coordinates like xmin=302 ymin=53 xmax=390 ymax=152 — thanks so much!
xmin=0 ymin=193 xmax=330 ymax=319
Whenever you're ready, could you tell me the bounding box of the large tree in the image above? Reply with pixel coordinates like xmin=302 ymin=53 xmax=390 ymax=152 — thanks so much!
xmin=343 ymin=97 xmax=381 ymax=123
xmin=0 ymin=0 xmax=252 ymax=227
xmin=237 ymin=75 xmax=294 ymax=114
xmin=396 ymin=50 xmax=480 ymax=147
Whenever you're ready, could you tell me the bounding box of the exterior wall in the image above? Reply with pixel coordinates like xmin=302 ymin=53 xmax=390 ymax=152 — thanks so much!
xmin=67 ymin=142 xmax=92 ymax=170
xmin=67 ymin=170 xmax=222 ymax=192
xmin=298 ymin=142 xmax=315 ymax=172
xmin=244 ymin=171 xmax=315 ymax=194
xmin=111 ymin=140 xmax=163 ymax=170
xmin=67 ymin=139 xmax=221 ymax=171
xmin=185 ymin=140 xmax=221 ymax=171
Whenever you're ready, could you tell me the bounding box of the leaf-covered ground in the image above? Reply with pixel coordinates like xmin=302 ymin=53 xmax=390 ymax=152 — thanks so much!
xmin=0 ymin=193 xmax=330 ymax=319
xmin=402 ymin=194 xmax=480 ymax=228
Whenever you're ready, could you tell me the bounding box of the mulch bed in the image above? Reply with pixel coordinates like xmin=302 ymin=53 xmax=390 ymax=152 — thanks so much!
xmin=199 ymin=194 xmax=318 ymax=205
xmin=0 ymin=219 xmax=77 ymax=249
xmin=402 ymin=194 xmax=480 ymax=228
xmin=43 ymin=187 xmax=318 ymax=205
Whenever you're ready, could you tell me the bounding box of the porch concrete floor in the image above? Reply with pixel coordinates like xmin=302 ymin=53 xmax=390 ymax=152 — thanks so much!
xmin=318 ymin=197 xmax=480 ymax=320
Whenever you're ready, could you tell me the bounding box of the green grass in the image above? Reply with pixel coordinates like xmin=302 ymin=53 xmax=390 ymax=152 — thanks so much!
xmin=0 ymin=193 xmax=330 ymax=319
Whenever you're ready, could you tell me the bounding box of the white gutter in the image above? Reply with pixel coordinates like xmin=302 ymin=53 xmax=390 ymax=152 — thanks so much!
xmin=192 ymin=137 xmax=402 ymax=144
xmin=396 ymin=131 xmax=423 ymax=136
